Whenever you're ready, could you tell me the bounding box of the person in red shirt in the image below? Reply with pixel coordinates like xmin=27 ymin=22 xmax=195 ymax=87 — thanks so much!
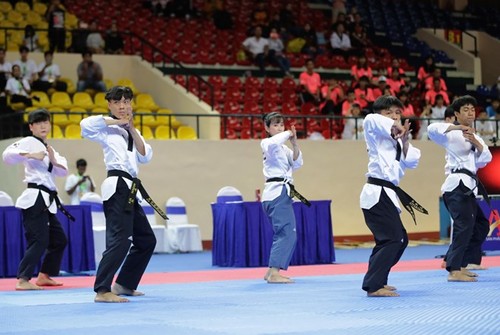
xmin=424 ymin=67 xmax=447 ymax=92
xmin=299 ymin=58 xmax=321 ymax=104
xmin=320 ymin=78 xmax=345 ymax=114
xmin=386 ymin=70 xmax=405 ymax=94
xmin=351 ymin=55 xmax=373 ymax=87
xmin=372 ymin=76 xmax=394 ymax=99
xmin=425 ymin=79 xmax=450 ymax=105
xmin=386 ymin=58 xmax=405 ymax=77
xmin=341 ymin=89 xmax=361 ymax=116
xmin=417 ymin=56 xmax=435 ymax=84
xmin=353 ymin=76 xmax=375 ymax=110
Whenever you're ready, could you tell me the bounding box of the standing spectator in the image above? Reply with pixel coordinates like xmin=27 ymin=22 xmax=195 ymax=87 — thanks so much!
xmin=32 ymin=51 xmax=68 ymax=93
xmin=0 ymin=48 xmax=12 ymax=99
xmin=267 ymin=28 xmax=292 ymax=78
xmin=320 ymin=78 xmax=344 ymax=115
xmin=76 ymin=51 xmax=106 ymax=92
xmin=6 ymin=64 xmax=33 ymax=107
xmin=86 ymin=21 xmax=105 ymax=54
xmin=242 ymin=26 xmax=269 ymax=76
xmin=13 ymin=46 xmax=38 ymax=84
xmin=23 ymin=25 xmax=41 ymax=53
xmin=330 ymin=22 xmax=353 ymax=61
xmin=65 ymin=158 xmax=95 ymax=205
xmin=299 ymin=58 xmax=321 ymax=104
xmin=105 ymin=22 xmax=124 ymax=55
xmin=68 ymin=20 xmax=90 ymax=54
xmin=45 ymin=0 xmax=66 ymax=52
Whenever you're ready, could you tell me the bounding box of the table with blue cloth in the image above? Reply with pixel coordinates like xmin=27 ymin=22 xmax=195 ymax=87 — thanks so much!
xmin=211 ymin=200 xmax=335 ymax=267
xmin=0 ymin=205 xmax=96 ymax=278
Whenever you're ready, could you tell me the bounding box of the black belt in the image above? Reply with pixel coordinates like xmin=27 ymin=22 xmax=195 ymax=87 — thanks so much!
xmin=27 ymin=183 xmax=75 ymax=221
xmin=107 ymin=170 xmax=168 ymax=220
xmin=451 ymin=168 xmax=490 ymax=206
xmin=266 ymin=177 xmax=311 ymax=207
xmin=367 ymin=177 xmax=428 ymax=225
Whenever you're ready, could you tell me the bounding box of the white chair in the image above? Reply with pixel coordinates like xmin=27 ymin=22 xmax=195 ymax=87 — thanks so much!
xmin=80 ymin=192 xmax=106 ymax=263
xmin=141 ymin=201 xmax=166 ymax=253
xmin=216 ymin=186 xmax=243 ymax=203
xmin=0 ymin=191 xmax=14 ymax=206
xmin=164 ymin=197 xmax=203 ymax=253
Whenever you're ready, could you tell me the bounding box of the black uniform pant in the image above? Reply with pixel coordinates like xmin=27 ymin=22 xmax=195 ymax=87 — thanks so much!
xmin=443 ymin=181 xmax=489 ymax=271
xmin=18 ymin=193 xmax=67 ymax=280
xmin=362 ymin=189 xmax=408 ymax=293
xmin=94 ymin=177 xmax=156 ymax=293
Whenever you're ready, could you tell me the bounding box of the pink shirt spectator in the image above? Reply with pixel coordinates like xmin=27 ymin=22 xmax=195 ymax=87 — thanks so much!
xmin=342 ymin=99 xmax=361 ymax=115
xmin=386 ymin=78 xmax=405 ymax=94
xmin=402 ymin=104 xmax=415 ymax=117
xmin=299 ymin=71 xmax=321 ymax=95
xmin=351 ymin=65 xmax=373 ymax=81
xmin=425 ymin=77 xmax=447 ymax=91
xmin=354 ymin=87 xmax=375 ymax=109
xmin=425 ymin=90 xmax=450 ymax=106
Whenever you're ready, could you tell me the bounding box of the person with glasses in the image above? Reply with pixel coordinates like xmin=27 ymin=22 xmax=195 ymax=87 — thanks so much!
xmin=80 ymin=86 xmax=156 ymax=303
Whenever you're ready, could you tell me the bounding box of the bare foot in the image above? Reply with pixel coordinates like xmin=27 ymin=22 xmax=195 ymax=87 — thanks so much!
xmin=440 ymin=260 xmax=446 ymax=269
xmin=384 ymin=285 xmax=397 ymax=291
xmin=460 ymin=268 xmax=478 ymax=277
xmin=264 ymin=268 xmax=290 ymax=281
xmin=448 ymin=270 xmax=477 ymax=282
xmin=111 ymin=283 xmax=144 ymax=296
xmin=35 ymin=273 xmax=63 ymax=287
xmin=15 ymin=279 xmax=43 ymax=291
xmin=367 ymin=288 xmax=399 ymax=297
xmin=267 ymin=274 xmax=294 ymax=284
xmin=466 ymin=264 xmax=487 ymax=270
xmin=94 ymin=292 xmax=129 ymax=303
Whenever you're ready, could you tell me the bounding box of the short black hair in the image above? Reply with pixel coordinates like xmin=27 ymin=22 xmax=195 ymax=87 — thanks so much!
xmin=444 ymin=106 xmax=455 ymax=120
xmin=44 ymin=50 xmax=53 ymax=57
xmin=19 ymin=46 xmax=29 ymax=53
xmin=76 ymin=158 xmax=87 ymax=167
xmin=372 ymin=95 xmax=404 ymax=113
xmin=262 ymin=112 xmax=283 ymax=127
xmin=105 ymin=86 xmax=133 ymax=101
xmin=82 ymin=50 xmax=92 ymax=58
xmin=28 ymin=108 xmax=50 ymax=124
xmin=451 ymin=95 xmax=477 ymax=113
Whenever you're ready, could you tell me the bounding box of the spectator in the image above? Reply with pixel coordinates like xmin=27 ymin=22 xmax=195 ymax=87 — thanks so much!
xmin=331 ymin=0 xmax=347 ymax=24
xmin=424 ymin=68 xmax=448 ymax=92
xmin=386 ymin=58 xmax=405 ymax=78
xmin=0 ymin=48 xmax=12 ymax=98
xmin=65 ymin=158 xmax=95 ymax=205
xmin=32 ymin=51 xmax=68 ymax=93
xmin=398 ymin=91 xmax=415 ymax=118
xmin=351 ymin=55 xmax=373 ymax=86
xmin=475 ymin=109 xmax=495 ymax=144
xmin=490 ymin=76 xmax=500 ymax=100
xmin=486 ymin=98 xmax=500 ymax=118
xmin=68 ymin=20 xmax=90 ymax=54
xmin=385 ymin=70 xmax=406 ymax=95
xmin=373 ymin=76 xmax=393 ymax=99
xmin=13 ymin=46 xmax=38 ymax=84
xmin=425 ymin=80 xmax=450 ymax=106
xmin=251 ymin=1 xmax=270 ymax=32
xmin=320 ymin=78 xmax=344 ymax=115
xmin=330 ymin=22 xmax=353 ymax=60
xmin=76 ymin=51 xmax=106 ymax=92
xmin=417 ymin=56 xmax=435 ymax=86
xmin=300 ymin=23 xmax=320 ymax=59
xmin=299 ymin=58 xmax=321 ymax=104
xmin=5 ymin=64 xmax=33 ymax=107
xmin=23 ymin=25 xmax=41 ymax=53
xmin=242 ymin=26 xmax=269 ymax=76
xmin=341 ymin=103 xmax=364 ymax=140
xmin=353 ymin=76 xmax=375 ymax=111
xmin=350 ymin=23 xmax=371 ymax=49
xmin=86 ymin=21 xmax=105 ymax=54
xmin=341 ymin=89 xmax=361 ymax=116
xmin=105 ymin=22 xmax=124 ymax=55
xmin=267 ymin=28 xmax=292 ymax=78
xmin=279 ymin=3 xmax=295 ymax=32
xmin=45 ymin=0 xmax=66 ymax=52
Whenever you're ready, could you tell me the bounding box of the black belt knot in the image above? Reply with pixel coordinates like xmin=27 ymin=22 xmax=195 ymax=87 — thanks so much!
xmin=27 ymin=183 xmax=75 ymax=221
xmin=107 ymin=170 xmax=168 ymax=220
xmin=451 ymin=168 xmax=490 ymax=206
xmin=266 ymin=177 xmax=311 ymax=207
xmin=367 ymin=177 xmax=428 ymax=225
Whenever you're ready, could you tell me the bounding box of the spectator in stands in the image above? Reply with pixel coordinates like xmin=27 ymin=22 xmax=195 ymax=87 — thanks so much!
xmin=65 ymin=158 xmax=95 ymax=205
xmin=386 ymin=58 xmax=405 ymax=78
xmin=279 ymin=3 xmax=295 ymax=32
xmin=251 ymin=1 xmax=270 ymax=33
xmin=13 ymin=46 xmax=38 ymax=84
xmin=475 ymin=109 xmax=495 ymax=145
xmin=486 ymin=98 xmax=500 ymax=118
xmin=68 ymin=20 xmax=90 ymax=54
xmin=76 ymin=51 xmax=106 ymax=92
xmin=386 ymin=70 xmax=406 ymax=95
xmin=330 ymin=22 xmax=353 ymax=61
xmin=331 ymin=0 xmax=347 ymax=24
xmin=300 ymin=23 xmax=320 ymax=60
xmin=341 ymin=103 xmax=363 ymax=140
xmin=424 ymin=68 xmax=448 ymax=92
xmin=417 ymin=56 xmax=435 ymax=87
xmin=299 ymin=58 xmax=321 ymax=104
xmin=242 ymin=26 xmax=269 ymax=76
xmin=419 ymin=94 xmax=448 ymax=137
xmin=398 ymin=91 xmax=415 ymax=118
xmin=86 ymin=21 xmax=105 ymax=54
xmin=351 ymin=55 xmax=373 ymax=86
xmin=425 ymin=80 xmax=450 ymax=106
xmin=0 ymin=48 xmax=12 ymax=99
xmin=320 ymin=78 xmax=344 ymax=115
xmin=267 ymin=28 xmax=292 ymax=78
xmin=350 ymin=23 xmax=371 ymax=49
xmin=341 ymin=89 xmax=361 ymax=116
xmin=490 ymin=76 xmax=500 ymax=100
xmin=373 ymin=76 xmax=392 ymax=99
xmin=105 ymin=22 xmax=124 ymax=55
xmin=45 ymin=0 xmax=66 ymax=52
xmin=23 ymin=25 xmax=41 ymax=53
xmin=32 ymin=51 xmax=68 ymax=93
xmin=354 ymin=76 xmax=375 ymax=112
xmin=5 ymin=64 xmax=33 ymax=107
